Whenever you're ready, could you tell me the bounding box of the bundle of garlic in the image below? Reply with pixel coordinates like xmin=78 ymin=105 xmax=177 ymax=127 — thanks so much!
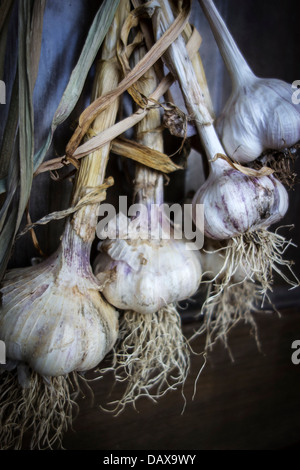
xmin=0 ymin=1 xmax=129 ymax=450
xmin=149 ymin=0 xmax=298 ymax=350
xmin=93 ymin=44 xmax=202 ymax=411
xmin=199 ymin=0 xmax=300 ymax=170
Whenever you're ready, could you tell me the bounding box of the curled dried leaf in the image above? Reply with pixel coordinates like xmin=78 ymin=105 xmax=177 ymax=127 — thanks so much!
xmin=111 ymin=137 xmax=182 ymax=173
xmin=17 ymin=177 xmax=114 ymax=238
xmin=212 ymin=153 xmax=274 ymax=177
xmin=65 ymin=0 xmax=191 ymax=159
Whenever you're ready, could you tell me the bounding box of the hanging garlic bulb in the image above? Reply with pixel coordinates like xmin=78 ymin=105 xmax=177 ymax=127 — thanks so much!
xmin=199 ymin=0 xmax=300 ymax=163
xmin=0 ymin=2 xmax=129 ymax=450
xmin=96 ymin=208 xmax=202 ymax=315
xmin=94 ymin=48 xmax=202 ymax=316
xmin=192 ymin=136 xmax=289 ymax=241
xmin=188 ymin=92 xmax=297 ymax=297
xmin=93 ymin=45 xmax=202 ymax=410
xmin=0 ymin=226 xmax=118 ymax=378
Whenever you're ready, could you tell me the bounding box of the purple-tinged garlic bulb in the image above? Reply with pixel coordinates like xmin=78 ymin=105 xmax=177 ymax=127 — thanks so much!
xmin=192 ymin=154 xmax=289 ymax=240
xmin=0 ymin=226 xmax=118 ymax=378
xmin=190 ymin=125 xmax=295 ymax=297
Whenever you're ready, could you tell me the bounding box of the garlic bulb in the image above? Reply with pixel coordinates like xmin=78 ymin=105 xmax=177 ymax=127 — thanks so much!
xmin=192 ymin=144 xmax=289 ymax=240
xmin=93 ymin=35 xmax=202 ymax=315
xmin=199 ymin=0 xmax=300 ymax=163
xmin=0 ymin=227 xmax=118 ymax=378
xmin=95 ymin=210 xmax=202 ymax=315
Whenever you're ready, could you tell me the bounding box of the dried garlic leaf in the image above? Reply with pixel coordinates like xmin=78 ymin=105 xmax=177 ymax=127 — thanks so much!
xmin=111 ymin=137 xmax=183 ymax=173
xmin=65 ymin=0 xmax=191 ymax=158
xmin=34 ymin=21 xmax=201 ymax=177
xmin=18 ymin=177 xmax=114 ymax=237
xmin=33 ymin=0 xmax=121 ymax=170
xmin=213 ymin=153 xmax=274 ymax=177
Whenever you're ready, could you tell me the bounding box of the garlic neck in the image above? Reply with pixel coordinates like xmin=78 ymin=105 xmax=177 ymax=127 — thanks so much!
xmin=199 ymin=0 xmax=256 ymax=89
xmin=133 ymin=44 xmax=165 ymax=208
xmin=197 ymin=124 xmax=228 ymax=177
xmin=134 ymin=166 xmax=164 ymax=207
xmin=154 ymin=0 xmax=213 ymax=126
xmin=60 ymin=221 xmax=93 ymax=280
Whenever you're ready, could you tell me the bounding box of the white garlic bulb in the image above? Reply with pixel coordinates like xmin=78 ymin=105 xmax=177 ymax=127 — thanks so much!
xmin=217 ymin=78 xmax=300 ymax=163
xmin=199 ymin=0 xmax=300 ymax=163
xmin=192 ymin=155 xmax=289 ymax=240
xmin=0 ymin=228 xmax=118 ymax=377
xmin=94 ymin=211 xmax=202 ymax=315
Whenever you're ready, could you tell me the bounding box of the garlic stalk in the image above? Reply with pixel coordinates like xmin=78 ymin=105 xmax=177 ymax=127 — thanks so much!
xmin=199 ymin=0 xmax=300 ymax=163
xmin=150 ymin=0 xmax=298 ymax=348
xmin=0 ymin=2 xmax=129 ymax=450
xmin=94 ymin=44 xmax=202 ymax=410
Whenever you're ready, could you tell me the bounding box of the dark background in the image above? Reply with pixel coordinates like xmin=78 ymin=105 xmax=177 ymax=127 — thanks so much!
xmin=1 ymin=0 xmax=300 ymax=450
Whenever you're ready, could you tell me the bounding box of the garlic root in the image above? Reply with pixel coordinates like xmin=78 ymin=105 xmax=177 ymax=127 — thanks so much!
xmin=0 ymin=367 xmax=90 ymax=450
xmin=192 ymin=228 xmax=299 ymax=353
xmin=193 ymin=281 xmax=262 ymax=356
xmin=101 ymin=305 xmax=190 ymax=414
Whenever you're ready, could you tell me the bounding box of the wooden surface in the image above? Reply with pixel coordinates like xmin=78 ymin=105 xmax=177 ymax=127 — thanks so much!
xmin=61 ymin=295 xmax=300 ymax=451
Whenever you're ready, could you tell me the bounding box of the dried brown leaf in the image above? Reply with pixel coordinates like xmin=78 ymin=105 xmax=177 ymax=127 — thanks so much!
xmin=65 ymin=0 xmax=192 ymax=158
xmin=213 ymin=153 xmax=274 ymax=177
xmin=111 ymin=137 xmax=182 ymax=173
xmin=34 ymin=14 xmax=203 ymax=178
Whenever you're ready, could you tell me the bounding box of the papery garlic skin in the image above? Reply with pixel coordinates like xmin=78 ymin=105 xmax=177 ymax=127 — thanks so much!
xmin=216 ymin=77 xmax=300 ymax=163
xmin=94 ymin=215 xmax=202 ymax=315
xmin=192 ymin=161 xmax=289 ymax=240
xmin=0 ymin=240 xmax=118 ymax=378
